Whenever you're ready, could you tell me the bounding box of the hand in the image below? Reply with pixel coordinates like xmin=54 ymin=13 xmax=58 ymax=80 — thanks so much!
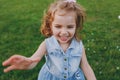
xmin=2 ymin=55 xmax=40 ymax=73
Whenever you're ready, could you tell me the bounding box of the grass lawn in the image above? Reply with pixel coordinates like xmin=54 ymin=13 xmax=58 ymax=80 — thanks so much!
xmin=0 ymin=0 xmax=120 ymax=80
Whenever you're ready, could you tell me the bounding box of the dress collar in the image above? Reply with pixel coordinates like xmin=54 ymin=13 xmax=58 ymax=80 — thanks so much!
xmin=51 ymin=36 xmax=78 ymax=50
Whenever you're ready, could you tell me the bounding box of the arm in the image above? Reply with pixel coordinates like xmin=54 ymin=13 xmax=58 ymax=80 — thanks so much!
xmin=28 ymin=40 xmax=47 ymax=68
xmin=80 ymin=47 xmax=96 ymax=80
xmin=2 ymin=40 xmax=46 ymax=72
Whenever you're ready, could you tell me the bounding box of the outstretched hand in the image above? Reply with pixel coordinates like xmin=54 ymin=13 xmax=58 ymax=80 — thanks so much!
xmin=2 ymin=55 xmax=40 ymax=73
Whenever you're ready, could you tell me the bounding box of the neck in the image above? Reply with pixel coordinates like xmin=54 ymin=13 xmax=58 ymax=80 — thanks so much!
xmin=59 ymin=39 xmax=72 ymax=52
xmin=60 ymin=43 xmax=70 ymax=52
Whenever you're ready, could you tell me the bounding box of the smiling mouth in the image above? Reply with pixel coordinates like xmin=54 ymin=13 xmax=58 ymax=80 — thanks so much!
xmin=60 ymin=36 xmax=68 ymax=41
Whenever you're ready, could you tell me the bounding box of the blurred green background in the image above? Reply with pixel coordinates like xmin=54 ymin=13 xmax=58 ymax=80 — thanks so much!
xmin=0 ymin=0 xmax=120 ymax=80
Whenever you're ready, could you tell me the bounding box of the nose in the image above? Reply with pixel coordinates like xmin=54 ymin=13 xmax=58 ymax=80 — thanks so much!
xmin=60 ymin=28 xmax=68 ymax=36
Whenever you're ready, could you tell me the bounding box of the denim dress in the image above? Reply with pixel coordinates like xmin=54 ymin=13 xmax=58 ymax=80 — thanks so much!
xmin=38 ymin=36 xmax=85 ymax=80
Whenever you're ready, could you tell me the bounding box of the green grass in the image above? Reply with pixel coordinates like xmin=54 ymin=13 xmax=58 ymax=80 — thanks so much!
xmin=0 ymin=0 xmax=120 ymax=80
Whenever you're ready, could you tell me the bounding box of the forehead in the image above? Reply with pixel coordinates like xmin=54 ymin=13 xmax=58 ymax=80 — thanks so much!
xmin=55 ymin=9 xmax=76 ymax=17
xmin=52 ymin=11 xmax=76 ymax=25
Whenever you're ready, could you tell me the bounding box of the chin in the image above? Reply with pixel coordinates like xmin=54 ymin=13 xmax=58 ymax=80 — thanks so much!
xmin=59 ymin=39 xmax=70 ymax=44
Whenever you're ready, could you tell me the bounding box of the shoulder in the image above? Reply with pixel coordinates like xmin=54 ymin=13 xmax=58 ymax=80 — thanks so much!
xmin=45 ymin=36 xmax=55 ymax=45
xmin=45 ymin=36 xmax=55 ymax=42
xmin=38 ymin=40 xmax=46 ymax=49
xmin=75 ymin=39 xmax=84 ymax=53
xmin=73 ymin=38 xmax=84 ymax=47
xmin=45 ymin=36 xmax=58 ymax=50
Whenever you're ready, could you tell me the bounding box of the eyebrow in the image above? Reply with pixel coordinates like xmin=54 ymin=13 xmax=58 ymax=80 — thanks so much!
xmin=54 ymin=24 xmax=76 ymax=26
xmin=54 ymin=24 xmax=61 ymax=26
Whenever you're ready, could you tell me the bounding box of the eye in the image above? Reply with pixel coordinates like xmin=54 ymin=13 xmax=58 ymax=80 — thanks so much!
xmin=54 ymin=25 xmax=61 ymax=28
xmin=67 ymin=25 xmax=75 ymax=29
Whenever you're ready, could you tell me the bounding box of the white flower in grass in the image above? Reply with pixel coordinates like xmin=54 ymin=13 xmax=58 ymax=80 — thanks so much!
xmin=118 ymin=15 xmax=120 ymax=19
xmin=96 ymin=62 xmax=99 ymax=65
xmin=87 ymin=40 xmax=90 ymax=42
xmin=91 ymin=32 xmax=94 ymax=35
xmin=99 ymin=71 xmax=102 ymax=74
xmin=93 ymin=50 xmax=96 ymax=53
xmin=116 ymin=46 xmax=119 ymax=49
xmin=104 ymin=46 xmax=107 ymax=49
xmin=116 ymin=67 xmax=119 ymax=70
xmin=87 ymin=48 xmax=90 ymax=51
xmin=91 ymin=39 xmax=94 ymax=42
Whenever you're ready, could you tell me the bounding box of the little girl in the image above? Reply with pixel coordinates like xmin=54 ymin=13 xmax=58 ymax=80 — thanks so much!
xmin=2 ymin=0 xmax=96 ymax=80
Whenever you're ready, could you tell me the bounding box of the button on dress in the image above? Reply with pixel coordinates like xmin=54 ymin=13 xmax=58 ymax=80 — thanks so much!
xmin=38 ymin=36 xmax=85 ymax=80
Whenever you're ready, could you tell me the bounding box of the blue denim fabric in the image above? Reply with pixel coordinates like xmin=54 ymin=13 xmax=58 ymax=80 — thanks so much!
xmin=38 ymin=36 xmax=85 ymax=80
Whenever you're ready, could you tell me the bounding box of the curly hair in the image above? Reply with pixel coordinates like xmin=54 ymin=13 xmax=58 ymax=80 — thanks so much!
xmin=40 ymin=0 xmax=86 ymax=40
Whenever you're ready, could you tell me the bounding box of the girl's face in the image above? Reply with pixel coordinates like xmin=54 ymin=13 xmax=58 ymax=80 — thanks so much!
xmin=51 ymin=11 xmax=76 ymax=44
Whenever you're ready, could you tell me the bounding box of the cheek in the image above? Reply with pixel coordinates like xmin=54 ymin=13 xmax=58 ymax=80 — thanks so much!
xmin=52 ymin=28 xmax=59 ymax=35
xmin=70 ymin=29 xmax=76 ymax=35
xmin=53 ymin=31 xmax=58 ymax=35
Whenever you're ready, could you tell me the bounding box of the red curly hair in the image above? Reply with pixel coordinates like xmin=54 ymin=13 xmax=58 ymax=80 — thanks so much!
xmin=40 ymin=0 xmax=86 ymax=40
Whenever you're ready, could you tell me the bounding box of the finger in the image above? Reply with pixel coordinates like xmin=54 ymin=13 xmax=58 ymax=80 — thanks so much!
xmin=2 ymin=55 xmax=21 ymax=66
xmin=3 ymin=65 xmax=16 ymax=73
xmin=2 ymin=58 xmax=13 ymax=66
